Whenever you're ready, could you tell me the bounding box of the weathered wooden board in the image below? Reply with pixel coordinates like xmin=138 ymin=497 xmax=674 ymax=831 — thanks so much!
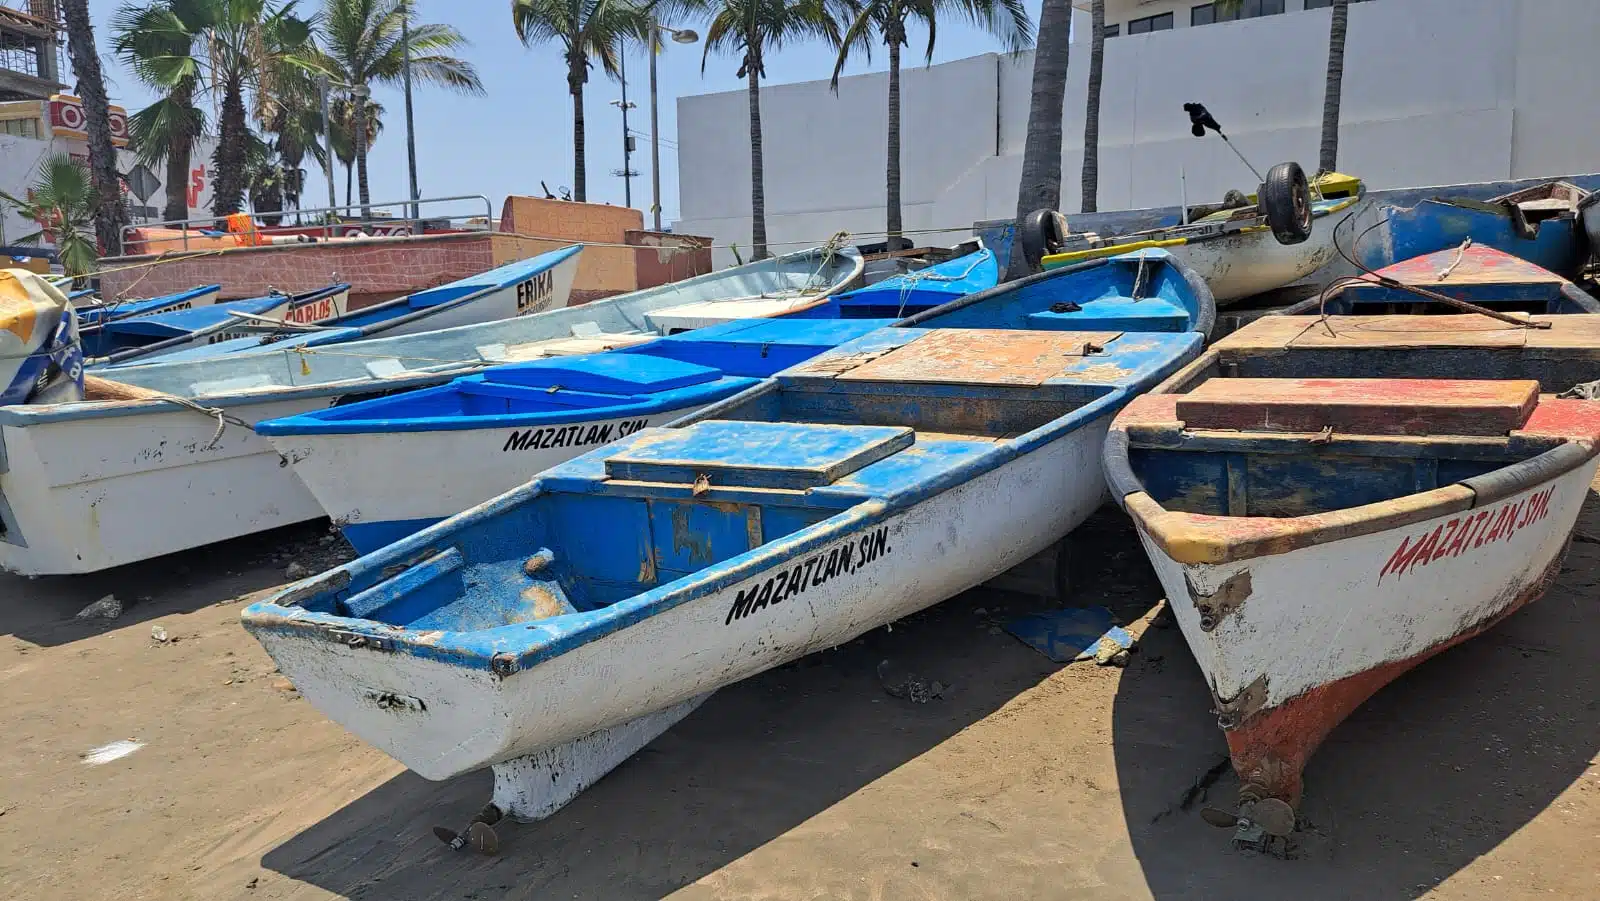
xmin=1175 ymin=377 xmax=1540 ymax=436
xmin=839 ymin=329 xmax=1124 ymax=387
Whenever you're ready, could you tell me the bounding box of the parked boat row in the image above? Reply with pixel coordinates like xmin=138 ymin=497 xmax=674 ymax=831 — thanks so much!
xmin=7 ymin=169 xmax=1599 ymax=856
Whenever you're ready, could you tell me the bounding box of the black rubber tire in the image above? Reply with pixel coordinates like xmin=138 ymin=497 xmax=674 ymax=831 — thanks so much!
xmin=1261 ymin=161 xmax=1313 ymax=246
xmin=1017 ymin=209 xmax=1067 ymax=272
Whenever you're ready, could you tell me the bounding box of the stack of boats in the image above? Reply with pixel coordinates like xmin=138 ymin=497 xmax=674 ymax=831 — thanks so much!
xmin=7 ymin=167 xmax=1600 ymax=854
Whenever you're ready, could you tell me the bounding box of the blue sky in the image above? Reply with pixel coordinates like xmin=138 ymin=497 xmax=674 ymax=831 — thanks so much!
xmin=85 ymin=0 xmax=1043 ymax=226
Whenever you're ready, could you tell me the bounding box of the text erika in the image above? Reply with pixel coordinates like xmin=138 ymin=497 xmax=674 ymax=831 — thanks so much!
xmin=725 ymin=527 xmax=893 ymax=625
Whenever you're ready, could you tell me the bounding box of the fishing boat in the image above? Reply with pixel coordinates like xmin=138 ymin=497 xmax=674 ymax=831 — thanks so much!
xmin=75 ymin=283 xmax=221 ymax=327
xmin=239 ymin=248 xmax=1214 ymax=837
xmin=1102 ymin=312 xmax=1600 ymax=851
xmin=93 ymin=246 xmax=587 ymax=366
xmin=805 ymin=243 xmax=999 ymax=319
xmin=1279 ymin=243 xmax=1600 ymax=316
xmin=1022 ymin=166 xmax=1364 ymax=304
xmin=0 ymin=246 xmax=864 ymax=576
xmin=1372 ymin=181 xmax=1592 ymax=277
xmin=84 ymin=283 xmax=351 ymax=360
xmin=257 ymin=318 xmax=899 ymax=553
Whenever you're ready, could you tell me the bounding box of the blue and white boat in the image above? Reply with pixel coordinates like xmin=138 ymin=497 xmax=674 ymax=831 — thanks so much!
xmin=94 ymin=246 xmax=589 ymax=366
xmin=75 ymin=283 xmax=221 ymax=328
xmin=86 ymin=283 xmax=351 ymax=360
xmin=250 ymin=244 xmax=1000 ymax=553
xmin=0 ymin=245 xmax=865 ymax=575
xmin=258 ymin=318 xmax=897 ymax=553
xmin=240 ymin=248 xmax=1214 ymax=828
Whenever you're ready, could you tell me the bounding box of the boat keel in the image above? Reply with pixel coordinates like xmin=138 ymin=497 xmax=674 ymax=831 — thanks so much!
xmin=489 ymin=692 xmax=713 ymax=823
xmin=1217 ymin=551 xmax=1565 ymax=823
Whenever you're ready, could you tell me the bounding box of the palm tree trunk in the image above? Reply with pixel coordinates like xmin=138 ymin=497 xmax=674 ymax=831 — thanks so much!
xmin=163 ymin=76 xmax=197 ymax=222
xmin=1318 ymin=0 xmax=1350 ymax=174
xmin=354 ymin=93 xmax=372 ymax=217
xmin=345 ymin=161 xmax=352 ymax=208
xmin=1012 ymin=0 xmax=1071 ymax=276
xmin=1080 ymin=0 xmax=1105 ymax=214
xmin=886 ymin=35 xmax=902 ymax=246
xmin=212 ymin=76 xmax=249 ymax=218
xmin=59 ymin=0 xmax=127 ymax=255
xmin=747 ymin=60 xmax=767 ymax=260
xmin=572 ymin=82 xmax=587 ymax=203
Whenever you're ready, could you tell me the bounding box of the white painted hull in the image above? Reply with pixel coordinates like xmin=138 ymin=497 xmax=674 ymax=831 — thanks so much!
xmin=365 ymin=258 xmax=577 ymax=339
xmin=1171 ymin=225 xmax=1341 ymax=304
xmin=1136 ymin=463 xmax=1595 ymax=717
xmin=271 ymin=405 xmax=711 ymax=553
xmin=249 ymin=415 xmax=1113 ymax=780
xmin=0 ymin=394 xmax=334 ymax=575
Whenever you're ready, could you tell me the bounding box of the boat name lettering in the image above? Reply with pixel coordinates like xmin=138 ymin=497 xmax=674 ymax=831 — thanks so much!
xmin=1377 ymin=486 xmax=1556 ymax=583
xmin=725 ymin=527 xmax=893 ymax=625
xmin=516 ymin=271 xmax=555 ymax=314
xmin=501 ymin=418 xmax=648 ymax=452
xmin=284 ymin=295 xmax=338 ymax=325
xmin=207 ymin=329 xmax=251 ymax=344
xmin=166 ymin=302 xmax=192 ymax=312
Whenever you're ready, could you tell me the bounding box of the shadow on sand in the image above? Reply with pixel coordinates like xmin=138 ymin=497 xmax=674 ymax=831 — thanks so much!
xmin=261 ymin=582 xmax=1061 ymax=900
xmin=1112 ymin=494 xmax=1600 ymax=899
xmin=0 ymin=520 xmax=341 ymax=646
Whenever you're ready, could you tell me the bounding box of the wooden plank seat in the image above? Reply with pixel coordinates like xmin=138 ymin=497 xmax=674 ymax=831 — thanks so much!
xmin=1174 ymin=378 xmax=1541 ymax=437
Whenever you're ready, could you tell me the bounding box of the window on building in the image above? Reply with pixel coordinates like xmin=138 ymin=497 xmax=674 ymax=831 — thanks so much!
xmin=1104 ymin=23 xmax=1119 ymax=37
xmin=0 ymin=118 xmax=40 ymax=140
xmin=1193 ymin=0 xmax=1285 ymax=25
xmin=1305 ymin=0 xmax=1371 ymax=8
xmin=1127 ymin=12 xmax=1174 ymax=34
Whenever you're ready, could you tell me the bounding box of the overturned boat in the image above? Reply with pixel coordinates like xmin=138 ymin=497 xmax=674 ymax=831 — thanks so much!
xmin=1021 ymin=167 xmax=1364 ymax=304
xmin=240 ymin=248 xmax=1214 ymax=832
xmin=1103 ymin=312 xmax=1600 ymax=851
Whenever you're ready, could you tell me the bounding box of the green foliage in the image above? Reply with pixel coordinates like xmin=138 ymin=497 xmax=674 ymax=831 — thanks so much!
xmin=0 ymin=156 xmax=102 ymax=277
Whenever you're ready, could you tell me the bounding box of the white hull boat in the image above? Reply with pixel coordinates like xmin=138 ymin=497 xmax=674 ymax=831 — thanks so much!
xmin=0 ymin=246 xmax=864 ymax=575
xmin=1103 ymin=312 xmax=1600 ymax=850
xmin=253 ymin=246 xmax=999 ymax=553
xmin=240 ymin=248 xmax=1214 ymax=832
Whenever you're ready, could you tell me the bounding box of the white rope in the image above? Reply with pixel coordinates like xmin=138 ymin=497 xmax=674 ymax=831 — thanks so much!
xmin=889 ymin=251 xmax=991 ymax=318
xmin=1435 ymin=238 xmax=1473 ymax=281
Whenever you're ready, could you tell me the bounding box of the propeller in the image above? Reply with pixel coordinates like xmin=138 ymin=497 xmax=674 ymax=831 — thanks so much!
xmin=1199 ymin=797 xmax=1297 ymax=837
xmin=433 ymin=804 xmax=505 ymax=855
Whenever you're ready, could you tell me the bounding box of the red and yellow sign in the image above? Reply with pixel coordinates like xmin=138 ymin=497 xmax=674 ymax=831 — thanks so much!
xmin=47 ymin=94 xmax=128 ymax=147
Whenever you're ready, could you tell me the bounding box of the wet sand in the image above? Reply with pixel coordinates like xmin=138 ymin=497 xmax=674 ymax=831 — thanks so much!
xmin=1 ymin=496 xmax=1597 ymax=900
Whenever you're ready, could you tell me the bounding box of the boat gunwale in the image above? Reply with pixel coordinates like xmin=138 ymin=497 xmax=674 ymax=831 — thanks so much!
xmin=88 ymin=282 xmax=354 ymax=365
xmin=77 ymin=283 xmax=223 ymax=330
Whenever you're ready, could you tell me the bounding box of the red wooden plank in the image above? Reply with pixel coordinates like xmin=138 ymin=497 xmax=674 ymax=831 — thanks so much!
xmin=1175 ymin=378 xmax=1540 ymax=436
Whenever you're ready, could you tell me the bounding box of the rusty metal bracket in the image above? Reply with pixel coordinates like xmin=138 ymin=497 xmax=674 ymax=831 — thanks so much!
xmin=1212 ymin=673 xmax=1269 ymax=730
xmin=1185 ymin=569 xmax=1252 ymax=631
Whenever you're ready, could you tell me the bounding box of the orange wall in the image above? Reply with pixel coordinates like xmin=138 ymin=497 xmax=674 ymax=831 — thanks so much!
xmin=499 ymin=197 xmax=640 ymax=300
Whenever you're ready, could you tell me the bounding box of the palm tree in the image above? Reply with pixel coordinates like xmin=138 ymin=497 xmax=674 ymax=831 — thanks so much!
xmin=1318 ymin=0 xmax=1349 ymax=173
xmin=0 ymin=156 xmax=102 ymax=277
xmin=511 ymin=0 xmax=649 ymax=204
xmin=700 ymin=0 xmax=842 ymax=260
xmin=319 ymin=0 xmax=481 ymax=212
xmin=328 ymin=93 xmax=383 ymax=209
xmin=60 ymin=0 xmax=128 ymax=256
xmin=1009 ymin=0 xmax=1068 ymax=275
xmin=1079 ymin=0 xmax=1103 ymax=213
xmin=831 ymin=0 xmax=1031 ymax=245
xmin=113 ymin=1 xmax=209 ymax=223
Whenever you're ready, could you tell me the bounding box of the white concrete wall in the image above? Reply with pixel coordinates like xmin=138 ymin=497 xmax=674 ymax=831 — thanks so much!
xmin=0 ymin=132 xmax=55 ymax=246
xmin=676 ymin=0 xmax=1600 ymax=265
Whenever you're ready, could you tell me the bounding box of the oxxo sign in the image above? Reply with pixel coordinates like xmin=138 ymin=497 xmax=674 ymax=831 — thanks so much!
xmin=516 ymin=270 xmax=555 ymax=315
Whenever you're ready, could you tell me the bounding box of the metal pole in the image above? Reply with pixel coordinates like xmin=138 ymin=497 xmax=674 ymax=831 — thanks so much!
xmin=401 ymin=0 xmax=420 ymax=223
xmin=620 ymin=49 xmax=632 ymax=208
xmin=649 ymin=19 xmax=661 ymax=231
xmin=319 ymin=74 xmax=335 ymax=234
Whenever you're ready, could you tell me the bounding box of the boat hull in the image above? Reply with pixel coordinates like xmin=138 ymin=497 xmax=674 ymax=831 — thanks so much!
xmin=1376 ymin=198 xmax=1586 ymax=277
xmin=1128 ymin=461 xmax=1596 ymax=805
xmin=1171 ymin=223 xmax=1342 ymax=304
xmin=247 ymin=416 xmax=1112 ymax=780
xmin=275 ymin=406 xmax=712 ymax=554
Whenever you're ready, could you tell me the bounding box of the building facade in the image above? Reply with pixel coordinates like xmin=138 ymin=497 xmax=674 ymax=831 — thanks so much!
xmin=674 ymin=0 xmax=1600 ymax=265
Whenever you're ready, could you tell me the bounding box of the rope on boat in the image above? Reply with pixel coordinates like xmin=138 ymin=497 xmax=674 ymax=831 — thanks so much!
xmin=1435 ymin=239 xmax=1473 ymax=281
xmin=888 ymin=250 xmax=992 ymax=318
xmin=1316 ymin=212 xmax=1550 ymax=333
xmin=141 ymin=392 xmax=255 ymax=451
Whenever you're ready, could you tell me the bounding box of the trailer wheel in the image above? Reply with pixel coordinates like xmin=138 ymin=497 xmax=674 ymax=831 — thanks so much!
xmin=1018 ymin=209 xmax=1068 ymax=271
xmin=1261 ymin=162 xmax=1313 ymax=245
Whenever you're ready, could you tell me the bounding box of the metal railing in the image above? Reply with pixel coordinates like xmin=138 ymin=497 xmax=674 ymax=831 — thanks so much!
xmin=118 ymin=194 xmax=496 ymax=256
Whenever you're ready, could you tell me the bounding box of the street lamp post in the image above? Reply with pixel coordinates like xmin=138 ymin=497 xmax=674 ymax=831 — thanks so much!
xmin=648 ymin=20 xmax=698 ymax=232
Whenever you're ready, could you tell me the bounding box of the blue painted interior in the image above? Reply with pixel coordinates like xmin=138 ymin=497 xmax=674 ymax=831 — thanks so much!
xmin=798 ymin=248 xmax=1000 ymax=319
xmin=76 ymin=284 xmax=219 ymax=327
xmin=244 ymin=254 xmax=1211 ymax=675
xmin=88 ymin=284 xmax=346 ymax=357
